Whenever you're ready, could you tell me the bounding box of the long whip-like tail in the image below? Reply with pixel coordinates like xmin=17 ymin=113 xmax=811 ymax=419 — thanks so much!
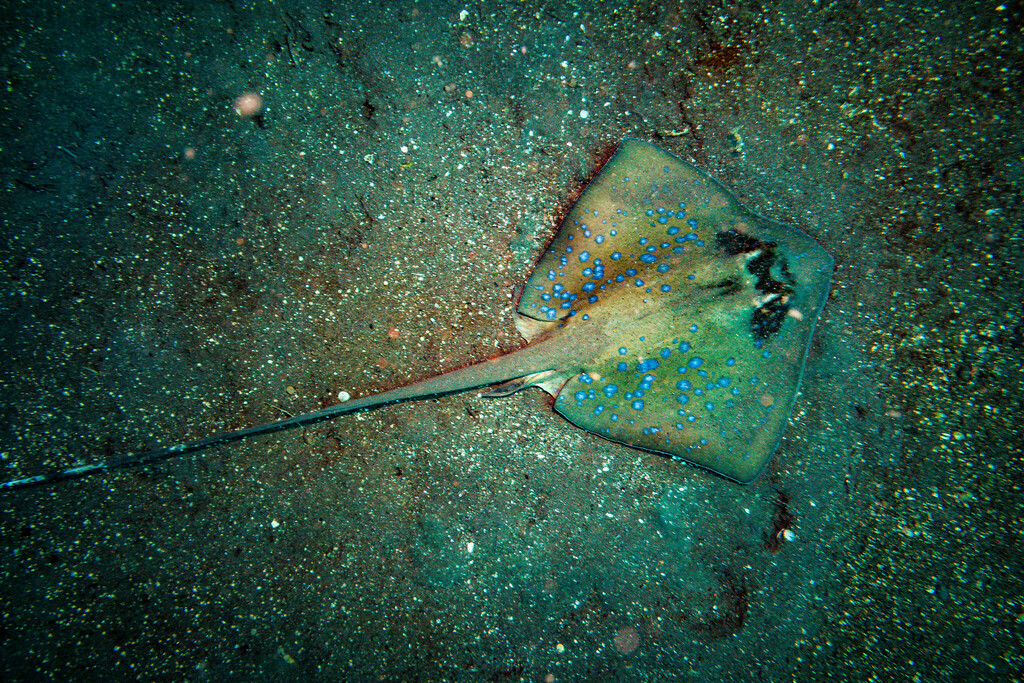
xmin=1 ymin=339 xmax=564 ymax=490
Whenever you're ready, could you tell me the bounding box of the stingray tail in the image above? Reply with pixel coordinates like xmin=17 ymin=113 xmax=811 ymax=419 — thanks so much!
xmin=1 ymin=338 xmax=564 ymax=491
xmin=0 ymin=403 xmax=369 ymax=490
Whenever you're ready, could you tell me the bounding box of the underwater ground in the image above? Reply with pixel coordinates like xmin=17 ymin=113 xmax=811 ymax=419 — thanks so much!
xmin=1 ymin=0 xmax=1021 ymax=680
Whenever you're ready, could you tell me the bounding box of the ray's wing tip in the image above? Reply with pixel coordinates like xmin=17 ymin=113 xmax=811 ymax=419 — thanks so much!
xmin=665 ymin=436 xmax=777 ymax=485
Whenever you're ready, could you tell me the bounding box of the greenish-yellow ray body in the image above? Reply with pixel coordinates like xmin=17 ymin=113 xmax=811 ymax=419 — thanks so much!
xmin=515 ymin=139 xmax=833 ymax=482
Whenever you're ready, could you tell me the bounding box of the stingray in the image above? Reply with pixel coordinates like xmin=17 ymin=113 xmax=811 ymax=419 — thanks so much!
xmin=1 ymin=139 xmax=833 ymax=490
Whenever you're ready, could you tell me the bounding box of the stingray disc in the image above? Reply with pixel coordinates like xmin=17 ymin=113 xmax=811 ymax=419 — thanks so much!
xmin=517 ymin=139 xmax=834 ymax=482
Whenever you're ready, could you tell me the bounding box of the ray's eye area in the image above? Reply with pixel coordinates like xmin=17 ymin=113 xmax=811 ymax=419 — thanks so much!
xmin=716 ymin=228 xmax=762 ymax=256
xmin=751 ymin=296 xmax=791 ymax=340
xmin=716 ymin=229 xmax=798 ymax=342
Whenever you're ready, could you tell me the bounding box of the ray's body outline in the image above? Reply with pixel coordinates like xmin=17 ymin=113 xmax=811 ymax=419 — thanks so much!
xmin=1 ymin=139 xmax=834 ymax=490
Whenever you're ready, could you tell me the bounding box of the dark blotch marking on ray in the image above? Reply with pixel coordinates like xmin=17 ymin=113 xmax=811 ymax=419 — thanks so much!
xmin=716 ymin=228 xmax=797 ymax=341
xmin=707 ymin=276 xmax=742 ymax=298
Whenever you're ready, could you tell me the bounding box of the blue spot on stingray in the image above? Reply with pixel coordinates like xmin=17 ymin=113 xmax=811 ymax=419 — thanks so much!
xmin=689 ymin=324 xmax=699 ymax=332
xmin=579 ymin=374 xmax=593 ymax=384
xmin=678 ymin=341 xmax=691 ymax=352
xmin=687 ymin=357 xmax=704 ymax=369
xmin=617 ymin=361 xmax=628 ymax=372
xmin=618 ymin=347 xmax=628 ymax=355
xmin=659 ymin=348 xmax=672 ymax=359
xmin=594 ymin=405 xmax=604 ymax=415
xmin=676 ymin=380 xmax=691 ymax=390
xmin=574 ymin=391 xmax=586 ymax=401
xmin=667 ymin=226 xmax=680 ymax=235
xmin=579 ymin=251 xmax=590 ymax=262
xmin=676 ymin=394 xmax=690 ymax=405
xmin=596 ymin=235 xmax=605 ymax=244
xmin=645 ymin=209 xmax=654 ymax=216
xmin=705 ymin=402 xmax=715 ymax=411
xmin=661 ymin=284 xmax=671 ymax=292
xmin=631 ymin=400 xmax=644 ymax=411
xmin=726 ymin=357 xmax=736 ymax=366
xmin=638 ymin=359 xmax=659 ymax=372
xmin=658 ymin=215 xmax=668 ymax=224
xmin=640 ymin=254 xmax=657 ymax=263
xmin=611 ymin=252 xmax=622 ymax=260
xmin=603 ymin=384 xmax=619 ymax=397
